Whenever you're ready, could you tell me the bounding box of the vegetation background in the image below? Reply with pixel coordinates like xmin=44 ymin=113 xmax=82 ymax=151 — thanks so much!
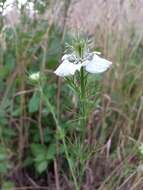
xmin=0 ymin=0 xmax=143 ymax=189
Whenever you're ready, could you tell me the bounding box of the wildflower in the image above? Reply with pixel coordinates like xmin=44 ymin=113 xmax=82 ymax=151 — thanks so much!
xmin=54 ymin=51 xmax=112 ymax=77
xmin=29 ymin=72 xmax=40 ymax=81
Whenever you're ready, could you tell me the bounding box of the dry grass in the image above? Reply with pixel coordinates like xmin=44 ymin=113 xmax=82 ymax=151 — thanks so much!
xmin=67 ymin=0 xmax=143 ymax=58
xmin=66 ymin=0 xmax=143 ymax=189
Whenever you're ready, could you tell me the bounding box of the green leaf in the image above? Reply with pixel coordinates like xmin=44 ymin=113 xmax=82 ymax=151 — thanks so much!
xmin=47 ymin=143 xmax=56 ymax=159
xmin=34 ymin=154 xmax=46 ymax=162
xmin=36 ymin=160 xmax=48 ymax=174
xmin=28 ymin=92 xmax=40 ymax=113
xmin=31 ymin=143 xmax=47 ymax=156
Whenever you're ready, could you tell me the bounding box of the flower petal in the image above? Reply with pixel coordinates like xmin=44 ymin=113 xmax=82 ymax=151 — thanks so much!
xmin=61 ymin=54 xmax=71 ymax=61
xmin=61 ymin=53 xmax=76 ymax=62
xmin=54 ymin=60 xmax=82 ymax=77
xmin=84 ymin=54 xmax=112 ymax=74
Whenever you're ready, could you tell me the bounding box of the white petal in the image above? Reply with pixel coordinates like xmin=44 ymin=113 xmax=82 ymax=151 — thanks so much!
xmin=61 ymin=53 xmax=76 ymax=61
xmin=54 ymin=60 xmax=82 ymax=77
xmin=61 ymin=54 xmax=71 ymax=61
xmin=84 ymin=54 xmax=112 ymax=74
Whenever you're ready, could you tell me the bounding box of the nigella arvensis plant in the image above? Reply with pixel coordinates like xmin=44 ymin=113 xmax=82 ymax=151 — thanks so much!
xmin=54 ymin=38 xmax=112 ymax=131
xmin=56 ymin=39 xmax=112 ymax=190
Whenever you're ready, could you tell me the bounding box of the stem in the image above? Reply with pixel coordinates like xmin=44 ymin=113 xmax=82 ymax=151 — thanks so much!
xmin=54 ymin=159 xmax=60 ymax=190
xmin=80 ymin=67 xmax=86 ymax=130
xmin=80 ymin=67 xmax=85 ymax=100
xmin=78 ymin=67 xmax=87 ymax=184
xmin=62 ymin=137 xmax=80 ymax=190
xmin=38 ymin=94 xmax=44 ymax=144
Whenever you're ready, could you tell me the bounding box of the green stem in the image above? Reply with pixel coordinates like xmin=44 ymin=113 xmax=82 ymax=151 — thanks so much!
xmin=62 ymin=137 xmax=80 ymax=190
xmin=80 ymin=67 xmax=86 ymax=129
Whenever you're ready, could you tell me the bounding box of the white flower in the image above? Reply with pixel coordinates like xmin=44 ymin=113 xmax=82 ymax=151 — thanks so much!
xmin=29 ymin=72 xmax=40 ymax=81
xmin=54 ymin=60 xmax=82 ymax=77
xmin=54 ymin=52 xmax=112 ymax=77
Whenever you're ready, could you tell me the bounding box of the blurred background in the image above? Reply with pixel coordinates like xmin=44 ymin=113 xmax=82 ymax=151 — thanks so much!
xmin=0 ymin=0 xmax=143 ymax=189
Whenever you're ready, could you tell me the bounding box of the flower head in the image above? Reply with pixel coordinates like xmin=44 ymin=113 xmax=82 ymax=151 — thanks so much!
xmin=29 ymin=72 xmax=40 ymax=81
xmin=54 ymin=51 xmax=112 ymax=77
